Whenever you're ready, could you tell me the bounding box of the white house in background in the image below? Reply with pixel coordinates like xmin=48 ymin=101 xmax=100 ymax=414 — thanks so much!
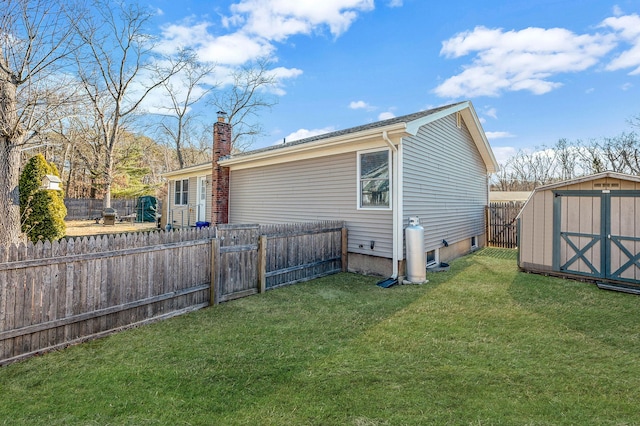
xmin=163 ymin=101 xmax=499 ymax=278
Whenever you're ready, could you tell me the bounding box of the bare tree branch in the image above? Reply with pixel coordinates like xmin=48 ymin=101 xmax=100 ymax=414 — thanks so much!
xmin=208 ymin=57 xmax=278 ymax=152
xmin=72 ymin=0 xmax=186 ymax=208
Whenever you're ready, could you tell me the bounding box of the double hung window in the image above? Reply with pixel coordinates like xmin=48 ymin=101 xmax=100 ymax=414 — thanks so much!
xmin=174 ymin=179 xmax=189 ymax=205
xmin=358 ymin=149 xmax=391 ymax=209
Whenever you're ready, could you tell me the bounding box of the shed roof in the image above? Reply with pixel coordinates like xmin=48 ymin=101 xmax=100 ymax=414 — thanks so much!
xmin=517 ymin=172 xmax=640 ymax=219
xmin=531 ymin=172 xmax=640 ymax=192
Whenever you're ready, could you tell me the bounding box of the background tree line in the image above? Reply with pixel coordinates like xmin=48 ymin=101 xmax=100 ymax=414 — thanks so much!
xmin=493 ymin=119 xmax=640 ymax=191
xmin=1 ymin=0 xmax=276 ymax=245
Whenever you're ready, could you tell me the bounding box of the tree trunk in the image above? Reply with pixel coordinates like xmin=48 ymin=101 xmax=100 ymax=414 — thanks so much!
xmin=0 ymin=68 xmax=25 ymax=245
xmin=103 ymin=148 xmax=114 ymax=209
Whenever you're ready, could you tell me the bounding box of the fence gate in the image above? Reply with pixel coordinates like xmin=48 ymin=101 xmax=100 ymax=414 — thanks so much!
xmin=487 ymin=202 xmax=524 ymax=248
xmin=553 ymin=190 xmax=640 ymax=287
xmin=211 ymin=224 xmax=260 ymax=303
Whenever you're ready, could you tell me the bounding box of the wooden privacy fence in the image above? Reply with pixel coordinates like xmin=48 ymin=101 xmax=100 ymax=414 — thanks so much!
xmin=486 ymin=202 xmax=525 ymax=248
xmin=212 ymin=221 xmax=347 ymax=303
xmin=0 ymin=228 xmax=214 ymax=365
xmin=1 ymin=221 xmax=346 ymax=365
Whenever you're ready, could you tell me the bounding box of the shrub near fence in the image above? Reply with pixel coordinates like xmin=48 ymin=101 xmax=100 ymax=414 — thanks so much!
xmin=0 ymin=228 xmax=214 ymax=365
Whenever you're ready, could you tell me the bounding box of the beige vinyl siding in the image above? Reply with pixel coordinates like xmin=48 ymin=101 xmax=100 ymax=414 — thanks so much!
xmin=402 ymin=113 xmax=488 ymax=251
xmin=229 ymin=152 xmax=394 ymax=258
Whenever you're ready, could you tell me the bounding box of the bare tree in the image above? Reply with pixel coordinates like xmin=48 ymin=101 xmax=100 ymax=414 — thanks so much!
xmin=208 ymin=58 xmax=278 ymax=152
xmin=0 ymin=0 xmax=78 ymax=245
xmin=156 ymin=54 xmax=216 ymax=168
xmin=600 ymin=132 xmax=640 ymax=174
xmin=72 ymin=0 xmax=185 ymax=208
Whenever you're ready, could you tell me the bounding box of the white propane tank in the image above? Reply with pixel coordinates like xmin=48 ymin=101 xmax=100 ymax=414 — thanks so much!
xmin=405 ymin=216 xmax=426 ymax=283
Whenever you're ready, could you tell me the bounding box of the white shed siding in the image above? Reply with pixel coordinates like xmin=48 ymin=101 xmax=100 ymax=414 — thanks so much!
xmin=403 ymin=114 xmax=488 ymax=250
xmin=229 ymin=152 xmax=394 ymax=258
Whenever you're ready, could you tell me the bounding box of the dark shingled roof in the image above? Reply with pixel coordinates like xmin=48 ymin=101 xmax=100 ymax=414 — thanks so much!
xmin=223 ymin=101 xmax=466 ymax=160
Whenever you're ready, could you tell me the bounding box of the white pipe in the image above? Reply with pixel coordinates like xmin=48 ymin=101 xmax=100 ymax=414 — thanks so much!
xmin=382 ymin=131 xmax=399 ymax=279
xmin=397 ymin=142 xmax=404 ymax=271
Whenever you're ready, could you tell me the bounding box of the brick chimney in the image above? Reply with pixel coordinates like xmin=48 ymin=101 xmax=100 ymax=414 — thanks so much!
xmin=212 ymin=111 xmax=231 ymax=225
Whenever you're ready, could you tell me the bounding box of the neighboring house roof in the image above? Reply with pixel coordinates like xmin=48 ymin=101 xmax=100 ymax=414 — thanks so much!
xmin=489 ymin=191 xmax=531 ymax=202
xmin=219 ymin=101 xmax=499 ymax=173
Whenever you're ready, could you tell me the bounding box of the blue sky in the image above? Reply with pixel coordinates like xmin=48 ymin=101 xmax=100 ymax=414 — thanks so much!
xmin=146 ymin=0 xmax=640 ymax=165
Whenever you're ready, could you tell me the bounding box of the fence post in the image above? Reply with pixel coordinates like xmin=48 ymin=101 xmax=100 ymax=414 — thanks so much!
xmin=341 ymin=226 xmax=348 ymax=272
xmin=258 ymin=235 xmax=267 ymax=293
xmin=211 ymin=238 xmax=221 ymax=305
xmin=485 ymin=206 xmax=489 ymax=248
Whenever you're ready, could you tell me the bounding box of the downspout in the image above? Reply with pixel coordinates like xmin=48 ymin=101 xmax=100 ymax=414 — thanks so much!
xmin=382 ymin=131 xmax=400 ymax=279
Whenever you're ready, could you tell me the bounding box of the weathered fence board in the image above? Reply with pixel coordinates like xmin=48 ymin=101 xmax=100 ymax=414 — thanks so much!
xmin=486 ymin=202 xmax=524 ymax=249
xmin=210 ymin=221 xmax=345 ymax=303
xmin=1 ymin=221 xmax=346 ymax=364
xmin=259 ymin=221 xmax=344 ymax=290
xmin=0 ymin=227 xmax=214 ymax=365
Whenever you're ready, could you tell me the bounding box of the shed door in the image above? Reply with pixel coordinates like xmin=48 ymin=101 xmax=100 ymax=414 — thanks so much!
xmin=608 ymin=193 xmax=640 ymax=282
xmin=554 ymin=190 xmax=640 ymax=284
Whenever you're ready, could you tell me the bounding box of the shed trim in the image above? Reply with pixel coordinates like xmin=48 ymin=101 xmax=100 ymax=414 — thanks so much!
xmin=517 ymin=172 xmax=640 ymax=219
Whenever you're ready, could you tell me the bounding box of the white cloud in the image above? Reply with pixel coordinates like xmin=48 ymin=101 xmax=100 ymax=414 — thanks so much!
xmin=484 ymin=107 xmax=498 ymax=119
xmin=435 ymin=25 xmax=617 ymax=98
xmin=159 ymin=21 xmax=276 ymax=66
xmin=279 ymin=126 xmax=336 ymax=144
xmin=228 ymin=0 xmax=375 ymax=41
xmin=378 ymin=111 xmax=395 ymax=120
xmin=621 ymin=82 xmax=633 ymax=90
xmin=613 ymin=5 xmax=624 ymax=17
xmin=388 ymin=0 xmax=403 ymax=7
xmin=491 ymin=146 xmax=518 ymax=165
xmin=157 ymin=1 xmax=376 ymax=100
xmin=485 ymin=131 xmax=515 ymax=139
xmin=349 ymin=100 xmax=373 ymax=110
xmin=265 ymin=67 xmax=304 ymax=95
xmin=601 ymin=14 xmax=640 ymax=75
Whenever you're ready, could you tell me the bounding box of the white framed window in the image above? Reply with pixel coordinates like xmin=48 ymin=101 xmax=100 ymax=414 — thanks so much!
xmin=174 ymin=179 xmax=189 ymax=206
xmin=426 ymin=249 xmax=438 ymax=267
xmin=357 ymin=149 xmax=391 ymax=209
xmin=471 ymin=235 xmax=478 ymax=249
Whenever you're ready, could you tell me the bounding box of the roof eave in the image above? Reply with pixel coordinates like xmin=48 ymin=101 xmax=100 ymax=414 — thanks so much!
xmin=161 ymin=162 xmax=211 ymax=178
xmin=219 ymin=122 xmax=409 ymax=167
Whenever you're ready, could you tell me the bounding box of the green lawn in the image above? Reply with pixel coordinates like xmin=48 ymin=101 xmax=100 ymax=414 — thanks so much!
xmin=2 ymin=248 xmax=640 ymax=425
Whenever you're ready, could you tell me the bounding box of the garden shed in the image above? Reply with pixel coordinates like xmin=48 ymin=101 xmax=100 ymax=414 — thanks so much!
xmin=518 ymin=172 xmax=640 ymax=292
